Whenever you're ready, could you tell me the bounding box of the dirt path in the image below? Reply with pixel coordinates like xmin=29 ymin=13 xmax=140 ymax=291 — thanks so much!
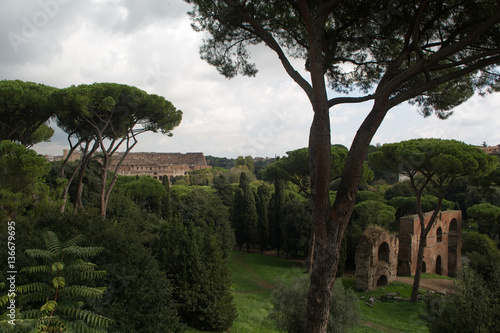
xmin=232 ymin=252 xmax=275 ymax=291
xmin=395 ymin=276 xmax=454 ymax=294
xmin=361 ymin=320 xmax=405 ymax=333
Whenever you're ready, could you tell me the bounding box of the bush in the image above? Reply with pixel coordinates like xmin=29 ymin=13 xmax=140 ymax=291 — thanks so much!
xmin=424 ymin=266 xmax=498 ymax=333
xmin=467 ymin=203 xmax=500 ymax=240
xmin=163 ymin=218 xmax=237 ymax=332
xmin=3 ymin=208 xmax=184 ymax=333
xmin=269 ymin=275 xmax=359 ymax=333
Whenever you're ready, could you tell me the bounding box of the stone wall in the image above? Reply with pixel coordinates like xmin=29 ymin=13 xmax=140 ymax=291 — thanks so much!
xmin=60 ymin=150 xmax=211 ymax=181
xmin=355 ymin=210 xmax=462 ymax=291
xmin=478 ymin=144 xmax=500 ymax=155
xmin=355 ymin=228 xmax=399 ymax=292
xmin=397 ymin=210 xmax=462 ymax=277
xmin=109 ymin=152 xmax=211 ymax=181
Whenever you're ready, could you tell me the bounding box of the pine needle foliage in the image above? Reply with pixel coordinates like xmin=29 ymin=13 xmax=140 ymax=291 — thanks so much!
xmin=0 ymin=231 xmax=112 ymax=332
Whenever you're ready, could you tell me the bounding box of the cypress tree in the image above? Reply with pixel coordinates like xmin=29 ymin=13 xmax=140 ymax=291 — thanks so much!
xmin=164 ymin=217 xmax=237 ymax=331
xmin=256 ymin=184 xmax=271 ymax=254
xmin=161 ymin=175 xmax=173 ymax=221
xmin=232 ymin=172 xmax=257 ymax=252
xmin=269 ymin=179 xmax=285 ymax=257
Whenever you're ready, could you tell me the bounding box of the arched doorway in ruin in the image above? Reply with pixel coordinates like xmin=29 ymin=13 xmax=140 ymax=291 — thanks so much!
xmin=436 ymin=255 xmax=442 ymax=275
xmin=437 ymin=227 xmax=443 ymax=243
xmin=378 ymin=242 xmax=390 ymax=263
xmin=422 ymin=261 xmax=427 ymax=273
xmin=377 ymin=275 xmax=388 ymax=287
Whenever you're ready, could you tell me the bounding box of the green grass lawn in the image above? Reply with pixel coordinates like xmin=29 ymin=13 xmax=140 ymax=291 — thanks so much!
xmin=228 ymin=251 xmax=306 ymax=333
xmin=189 ymin=251 xmax=435 ymax=332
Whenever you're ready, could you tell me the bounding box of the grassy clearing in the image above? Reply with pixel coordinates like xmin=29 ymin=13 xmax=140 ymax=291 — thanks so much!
xmin=228 ymin=251 xmax=306 ymax=332
xmin=343 ymin=277 xmax=429 ymax=333
xmin=190 ymin=251 xmax=433 ymax=332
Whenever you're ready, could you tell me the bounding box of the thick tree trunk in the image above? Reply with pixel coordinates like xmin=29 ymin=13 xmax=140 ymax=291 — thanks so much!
xmin=60 ymin=167 xmax=78 ymax=214
xmin=410 ymin=221 xmax=427 ymax=302
xmin=71 ymin=141 xmax=99 ymax=215
xmin=304 ymin=97 xmax=390 ymax=332
xmin=59 ymin=141 xmax=82 ymax=214
xmin=409 ymin=185 xmax=445 ymax=301
xmin=304 ymin=104 xmax=333 ymax=333
xmin=73 ymin=163 xmax=86 ymax=214
xmin=307 ymin=230 xmax=315 ymax=272
xmin=99 ymin=156 xmax=109 ymax=219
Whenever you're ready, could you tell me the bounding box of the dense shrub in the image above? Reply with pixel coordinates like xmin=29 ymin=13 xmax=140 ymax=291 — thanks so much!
xmin=425 ymin=232 xmax=500 ymax=333
xmin=269 ymin=275 xmax=359 ymax=333
xmin=467 ymin=203 xmax=500 ymax=240
xmin=1 ymin=204 xmax=184 ymax=333
xmin=424 ymin=266 xmax=500 ymax=333
xmin=388 ymin=195 xmax=455 ymax=218
xmin=163 ymin=218 xmax=237 ymax=332
xmin=281 ymin=199 xmax=311 ymax=258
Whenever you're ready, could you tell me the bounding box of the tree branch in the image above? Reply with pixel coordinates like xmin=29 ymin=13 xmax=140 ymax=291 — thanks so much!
xmin=387 ymin=54 xmax=500 ymax=109
xmin=328 ymin=94 xmax=374 ymax=108
xmin=224 ymin=0 xmax=314 ymax=99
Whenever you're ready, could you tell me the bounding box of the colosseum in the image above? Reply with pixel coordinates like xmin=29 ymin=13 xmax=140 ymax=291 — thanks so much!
xmin=109 ymin=152 xmax=211 ymax=181
xmin=61 ymin=150 xmax=211 ymax=181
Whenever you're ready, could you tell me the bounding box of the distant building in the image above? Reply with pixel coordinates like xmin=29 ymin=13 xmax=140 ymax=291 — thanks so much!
xmin=398 ymin=210 xmax=461 ymax=278
xmin=110 ymin=152 xmax=211 ymax=181
xmin=356 ymin=210 xmax=462 ymax=291
xmin=478 ymin=144 xmax=500 ymax=156
xmin=57 ymin=150 xmax=211 ymax=181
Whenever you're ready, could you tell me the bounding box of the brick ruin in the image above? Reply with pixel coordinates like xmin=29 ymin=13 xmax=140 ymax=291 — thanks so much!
xmin=355 ymin=210 xmax=462 ymax=291
xmin=62 ymin=150 xmax=211 ymax=181
xmin=355 ymin=228 xmax=399 ymax=291
xmin=478 ymin=144 xmax=500 ymax=156
xmin=398 ymin=210 xmax=462 ymax=277
xmin=109 ymin=152 xmax=211 ymax=181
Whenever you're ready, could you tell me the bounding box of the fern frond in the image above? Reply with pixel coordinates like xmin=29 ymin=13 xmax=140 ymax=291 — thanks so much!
xmin=63 ymin=234 xmax=85 ymax=248
xmin=42 ymin=231 xmax=61 ymax=256
xmin=80 ymin=270 xmax=107 ymax=281
xmin=0 ymin=294 xmax=13 ymax=307
xmin=40 ymin=300 xmax=57 ymax=314
xmin=24 ymin=249 xmax=55 ymax=260
xmin=37 ymin=315 xmax=67 ymax=332
xmin=52 ymin=262 xmax=65 ymax=272
xmin=0 ymin=323 xmax=12 ymax=333
xmin=52 ymin=276 xmax=66 ymax=288
xmin=0 ymin=317 xmax=41 ymax=333
xmin=57 ymin=300 xmax=84 ymax=309
xmin=1 ymin=318 xmax=39 ymax=333
xmin=60 ymin=308 xmax=112 ymax=328
xmin=67 ymin=260 xmax=97 ymax=272
xmin=0 ymin=321 xmax=15 ymax=333
xmin=65 ymin=320 xmax=109 ymax=333
xmin=62 ymin=246 xmax=104 ymax=259
xmin=17 ymin=290 xmax=53 ymax=304
xmin=21 ymin=309 xmax=43 ymax=319
xmin=60 ymin=286 xmax=106 ymax=300
xmin=65 ymin=261 xmax=106 ymax=281
xmin=20 ymin=265 xmax=51 ymax=275
xmin=16 ymin=282 xmax=51 ymax=294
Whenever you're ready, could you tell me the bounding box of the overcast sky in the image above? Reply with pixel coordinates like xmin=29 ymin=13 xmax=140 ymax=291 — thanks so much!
xmin=1 ymin=0 xmax=500 ymax=159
